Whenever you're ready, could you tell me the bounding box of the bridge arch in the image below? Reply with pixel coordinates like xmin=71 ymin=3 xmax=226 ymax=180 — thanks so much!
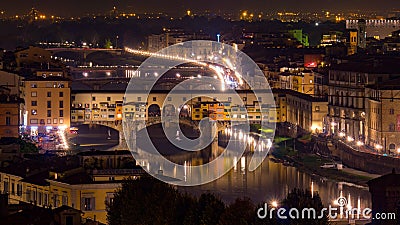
xmin=163 ymin=104 xmax=177 ymax=117
xmin=148 ymin=104 xmax=161 ymax=117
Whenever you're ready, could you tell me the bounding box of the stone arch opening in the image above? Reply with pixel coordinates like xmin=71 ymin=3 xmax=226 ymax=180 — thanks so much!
xmin=148 ymin=104 xmax=161 ymax=117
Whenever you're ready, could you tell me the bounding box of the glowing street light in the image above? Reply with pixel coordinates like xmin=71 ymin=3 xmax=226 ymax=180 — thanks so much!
xmin=271 ymin=201 xmax=278 ymax=208
xmin=347 ymin=136 xmax=354 ymax=142
xmin=356 ymin=141 xmax=363 ymax=146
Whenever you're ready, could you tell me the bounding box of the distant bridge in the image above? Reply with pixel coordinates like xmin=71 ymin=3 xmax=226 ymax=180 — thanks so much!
xmin=46 ymin=48 xmax=124 ymax=60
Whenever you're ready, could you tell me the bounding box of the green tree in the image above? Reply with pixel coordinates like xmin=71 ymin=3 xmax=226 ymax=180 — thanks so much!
xmin=104 ymin=39 xmax=113 ymax=49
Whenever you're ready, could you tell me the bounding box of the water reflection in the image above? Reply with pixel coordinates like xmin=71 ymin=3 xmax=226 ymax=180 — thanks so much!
xmin=179 ymin=155 xmax=371 ymax=210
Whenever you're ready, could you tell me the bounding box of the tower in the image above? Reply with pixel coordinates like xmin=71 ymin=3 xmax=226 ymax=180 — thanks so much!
xmin=357 ymin=19 xmax=367 ymax=49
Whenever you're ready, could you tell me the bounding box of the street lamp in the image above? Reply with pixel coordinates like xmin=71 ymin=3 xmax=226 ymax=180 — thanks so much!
xmin=347 ymin=136 xmax=354 ymax=142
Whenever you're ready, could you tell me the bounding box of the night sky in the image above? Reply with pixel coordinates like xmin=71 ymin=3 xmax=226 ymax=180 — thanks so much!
xmin=0 ymin=0 xmax=399 ymax=16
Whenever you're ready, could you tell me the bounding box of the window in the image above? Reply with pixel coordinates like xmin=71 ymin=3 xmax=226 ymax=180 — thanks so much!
xmin=53 ymin=118 xmax=58 ymax=124
xmin=167 ymin=97 xmax=172 ymax=101
xmin=137 ymin=97 xmax=142 ymax=101
xmin=30 ymin=119 xmax=38 ymax=124
xmin=31 ymin=110 xmax=37 ymax=115
xmin=390 ymin=108 xmax=395 ymax=115
xmin=59 ymin=92 xmax=63 ymax=97
xmin=62 ymin=194 xmax=68 ymax=206
xmin=59 ymin=118 xmax=64 ymax=124
xmin=59 ymin=101 xmax=64 ymax=108
xmin=47 ymin=92 xmax=51 ymax=97
xmin=153 ymin=97 xmax=157 ymax=101
xmin=315 ymin=106 xmax=320 ymax=112
xmin=17 ymin=184 xmax=22 ymax=196
xmin=47 ymin=101 xmax=51 ymax=108
xmin=92 ymin=96 xmax=96 ymax=101
xmin=389 ymin=123 xmax=396 ymax=132
xmin=53 ymin=193 xmax=59 ymax=207
xmin=5 ymin=117 xmax=11 ymax=125
xmin=107 ymin=97 xmax=111 ymax=101
xmin=31 ymin=83 xmax=37 ymax=88
xmin=44 ymin=193 xmax=48 ymax=206
xmin=183 ymin=97 xmax=187 ymax=102
xmin=243 ymin=97 xmax=247 ymax=101
xmin=228 ymin=97 xmax=232 ymax=102
xmin=83 ymin=197 xmax=95 ymax=211
xmin=38 ymin=192 xmax=42 ymax=205
xmin=31 ymin=101 xmax=37 ymax=106
xmin=3 ymin=180 xmax=9 ymax=193
xmin=47 ymin=119 xmax=51 ymax=124
xmin=31 ymin=92 xmax=37 ymax=97
xmin=11 ymin=182 xmax=15 ymax=195
xmin=59 ymin=110 xmax=64 ymax=117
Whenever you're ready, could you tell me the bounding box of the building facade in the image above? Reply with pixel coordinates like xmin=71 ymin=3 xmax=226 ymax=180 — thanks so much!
xmin=327 ymin=59 xmax=400 ymax=150
xmin=284 ymin=89 xmax=328 ymax=133
xmin=24 ymin=76 xmax=70 ymax=135
xmin=0 ymin=96 xmax=21 ymax=138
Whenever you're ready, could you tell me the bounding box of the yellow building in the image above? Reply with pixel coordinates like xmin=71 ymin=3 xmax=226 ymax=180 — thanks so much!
xmin=0 ymin=95 xmax=21 ymax=138
xmin=24 ymin=76 xmax=70 ymax=135
xmin=0 ymin=154 xmax=143 ymax=224
xmin=273 ymin=92 xmax=287 ymax=123
xmin=283 ymin=89 xmax=328 ymax=133
xmin=348 ymin=30 xmax=358 ymax=55
xmin=365 ymin=83 xmax=400 ymax=154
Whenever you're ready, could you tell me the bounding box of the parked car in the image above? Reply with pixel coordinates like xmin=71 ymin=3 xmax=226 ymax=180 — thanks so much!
xmin=320 ymin=163 xmax=336 ymax=169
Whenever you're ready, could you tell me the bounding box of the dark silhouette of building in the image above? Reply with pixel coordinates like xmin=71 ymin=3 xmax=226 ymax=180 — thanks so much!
xmin=368 ymin=169 xmax=400 ymax=225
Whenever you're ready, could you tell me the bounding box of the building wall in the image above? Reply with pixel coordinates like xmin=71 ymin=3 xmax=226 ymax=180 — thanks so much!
xmin=366 ymin=88 xmax=400 ymax=154
xmin=72 ymin=91 xmax=276 ymax=124
xmin=0 ymin=71 xmax=22 ymax=96
xmin=327 ymin=69 xmax=397 ymax=148
xmin=15 ymin=46 xmax=52 ymax=68
xmin=346 ymin=19 xmax=400 ymax=40
xmin=286 ymin=92 xmax=328 ymax=133
xmin=0 ymin=102 xmax=19 ymax=138
xmin=24 ymin=79 xmax=70 ymax=133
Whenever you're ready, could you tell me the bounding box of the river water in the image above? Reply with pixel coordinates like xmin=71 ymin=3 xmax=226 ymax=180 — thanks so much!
xmin=71 ymin=124 xmax=372 ymax=209
xmin=180 ymin=155 xmax=371 ymax=209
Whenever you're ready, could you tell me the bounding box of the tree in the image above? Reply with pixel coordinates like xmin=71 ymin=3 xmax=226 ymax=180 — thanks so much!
xmin=218 ymin=197 xmax=255 ymax=225
xmin=197 ymin=193 xmax=225 ymax=224
xmin=279 ymin=188 xmax=329 ymax=225
xmin=107 ymin=177 xmax=185 ymax=225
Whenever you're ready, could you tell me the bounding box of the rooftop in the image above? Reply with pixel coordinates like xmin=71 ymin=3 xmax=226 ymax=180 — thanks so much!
xmin=272 ymin=88 xmax=327 ymax=102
